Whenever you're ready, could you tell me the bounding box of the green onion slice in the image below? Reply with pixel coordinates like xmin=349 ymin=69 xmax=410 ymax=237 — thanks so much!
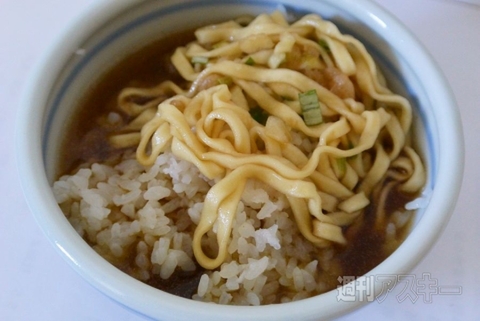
xmin=318 ymin=39 xmax=330 ymax=53
xmin=299 ymin=89 xmax=323 ymax=126
xmin=249 ymin=106 xmax=269 ymax=125
xmin=245 ymin=57 xmax=256 ymax=66
xmin=336 ymin=158 xmax=347 ymax=176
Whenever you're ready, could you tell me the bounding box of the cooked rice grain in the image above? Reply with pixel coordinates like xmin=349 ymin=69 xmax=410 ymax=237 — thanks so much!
xmin=53 ymin=150 xmax=334 ymax=305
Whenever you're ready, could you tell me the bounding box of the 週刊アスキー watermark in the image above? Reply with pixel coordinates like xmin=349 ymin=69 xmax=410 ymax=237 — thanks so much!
xmin=336 ymin=273 xmax=462 ymax=303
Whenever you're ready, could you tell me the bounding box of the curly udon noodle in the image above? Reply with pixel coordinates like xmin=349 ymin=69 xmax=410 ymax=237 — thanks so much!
xmin=111 ymin=12 xmax=426 ymax=270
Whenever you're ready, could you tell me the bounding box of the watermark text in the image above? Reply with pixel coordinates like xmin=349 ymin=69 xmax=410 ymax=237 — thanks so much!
xmin=337 ymin=273 xmax=462 ymax=303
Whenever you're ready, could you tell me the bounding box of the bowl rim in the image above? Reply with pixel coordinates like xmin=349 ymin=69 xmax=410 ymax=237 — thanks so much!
xmin=16 ymin=0 xmax=464 ymax=320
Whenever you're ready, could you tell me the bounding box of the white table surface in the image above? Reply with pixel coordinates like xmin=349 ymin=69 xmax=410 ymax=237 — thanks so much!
xmin=2 ymin=0 xmax=479 ymax=320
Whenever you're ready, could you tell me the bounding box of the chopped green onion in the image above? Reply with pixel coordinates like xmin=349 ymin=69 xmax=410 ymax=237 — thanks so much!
xmin=245 ymin=57 xmax=256 ymax=66
xmin=249 ymin=106 xmax=269 ymax=125
xmin=217 ymin=76 xmax=233 ymax=85
xmin=336 ymin=158 xmax=347 ymax=176
xmin=191 ymin=56 xmax=209 ymax=65
xmin=298 ymin=89 xmax=323 ymax=126
xmin=318 ymin=39 xmax=330 ymax=53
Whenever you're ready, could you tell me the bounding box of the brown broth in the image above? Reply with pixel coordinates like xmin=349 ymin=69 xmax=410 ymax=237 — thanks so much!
xmin=336 ymin=183 xmax=415 ymax=277
xmin=58 ymin=29 xmax=419 ymax=297
xmin=58 ymin=30 xmax=195 ymax=176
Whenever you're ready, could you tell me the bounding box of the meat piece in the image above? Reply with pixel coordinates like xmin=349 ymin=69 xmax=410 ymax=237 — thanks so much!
xmin=303 ymin=67 xmax=355 ymax=100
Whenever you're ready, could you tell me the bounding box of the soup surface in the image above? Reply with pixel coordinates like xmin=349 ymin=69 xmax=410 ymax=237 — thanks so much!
xmin=54 ymin=12 xmax=424 ymax=305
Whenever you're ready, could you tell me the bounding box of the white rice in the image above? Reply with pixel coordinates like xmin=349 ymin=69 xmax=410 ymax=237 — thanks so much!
xmin=53 ymin=150 xmax=339 ymax=305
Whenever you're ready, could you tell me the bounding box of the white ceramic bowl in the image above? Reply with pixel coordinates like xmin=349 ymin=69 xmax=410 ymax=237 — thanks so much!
xmin=16 ymin=0 xmax=464 ymax=320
